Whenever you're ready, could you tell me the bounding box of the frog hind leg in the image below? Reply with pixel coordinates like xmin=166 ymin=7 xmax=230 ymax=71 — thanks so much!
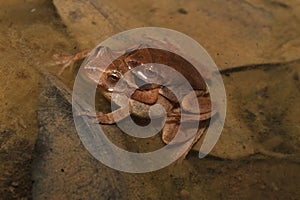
xmin=162 ymin=115 xmax=209 ymax=163
xmin=161 ymin=116 xmax=181 ymax=144
xmin=55 ymin=45 xmax=124 ymax=75
xmin=52 ymin=49 xmax=91 ymax=75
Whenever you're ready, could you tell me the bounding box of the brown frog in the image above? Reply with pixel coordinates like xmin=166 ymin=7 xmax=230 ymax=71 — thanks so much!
xmin=81 ymin=45 xmax=216 ymax=160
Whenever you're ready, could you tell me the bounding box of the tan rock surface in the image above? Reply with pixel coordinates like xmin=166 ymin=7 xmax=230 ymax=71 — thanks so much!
xmin=54 ymin=0 xmax=300 ymax=69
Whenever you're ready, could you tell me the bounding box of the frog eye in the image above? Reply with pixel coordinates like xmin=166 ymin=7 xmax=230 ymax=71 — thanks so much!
xmin=107 ymin=70 xmax=122 ymax=82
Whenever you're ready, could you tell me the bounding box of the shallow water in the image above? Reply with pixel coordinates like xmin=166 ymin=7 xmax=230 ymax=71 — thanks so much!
xmin=0 ymin=0 xmax=76 ymax=198
xmin=0 ymin=0 xmax=299 ymax=199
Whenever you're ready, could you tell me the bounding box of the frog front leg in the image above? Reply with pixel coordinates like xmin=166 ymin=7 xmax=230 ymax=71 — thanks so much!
xmin=95 ymin=107 xmax=131 ymax=124
xmin=82 ymin=91 xmax=164 ymax=124
xmin=81 ymin=106 xmax=130 ymax=124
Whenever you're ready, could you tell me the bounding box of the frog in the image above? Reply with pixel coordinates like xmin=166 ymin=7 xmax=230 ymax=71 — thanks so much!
xmin=81 ymin=45 xmax=217 ymax=160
